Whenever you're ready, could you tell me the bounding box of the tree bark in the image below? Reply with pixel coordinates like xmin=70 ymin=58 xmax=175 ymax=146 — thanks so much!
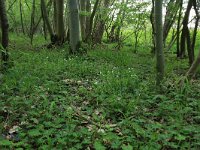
xmin=176 ymin=0 xmax=183 ymax=57
xmin=41 ymin=0 xmax=54 ymax=38
xmin=186 ymin=49 xmax=200 ymax=78
xmin=180 ymin=0 xmax=193 ymax=63
xmin=85 ymin=0 xmax=100 ymax=43
xmin=114 ymin=0 xmax=127 ymax=43
xmin=80 ymin=0 xmax=87 ymax=40
xmin=19 ymin=0 xmax=25 ymax=34
xmin=53 ymin=0 xmax=57 ymax=33
xmin=56 ymin=0 xmax=65 ymax=43
xmin=30 ymin=0 xmax=36 ymax=45
xmin=85 ymin=0 xmax=91 ymax=39
xmin=155 ymin=0 xmax=165 ymax=85
xmin=68 ymin=0 xmax=82 ymax=54
xmin=93 ymin=0 xmax=111 ymax=44
xmin=163 ymin=0 xmax=179 ymax=46
xmin=191 ymin=0 xmax=199 ymax=57
xmin=0 ymin=0 xmax=9 ymax=66
xmin=150 ymin=0 xmax=155 ymax=54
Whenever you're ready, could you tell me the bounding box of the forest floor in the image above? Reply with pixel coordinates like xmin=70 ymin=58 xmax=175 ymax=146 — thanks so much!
xmin=0 ymin=35 xmax=200 ymax=149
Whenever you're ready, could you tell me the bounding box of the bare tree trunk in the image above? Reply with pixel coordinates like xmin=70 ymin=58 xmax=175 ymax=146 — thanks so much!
xmin=30 ymin=0 xmax=36 ymax=45
xmin=180 ymin=0 xmax=193 ymax=63
xmin=85 ymin=0 xmax=91 ymax=39
xmin=85 ymin=0 xmax=100 ymax=43
xmin=19 ymin=0 xmax=25 ymax=34
xmin=68 ymin=0 xmax=82 ymax=54
xmin=191 ymin=0 xmax=199 ymax=56
xmin=186 ymin=49 xmax=200 ymax=78
xmin=41 ymin=0 xmax=54 ymax=38
xmin=0 ymin=0 xmax=9 ymax=67
xmin=150 ymin=0 xmax=155 ymax=54
xmin=53 ymin=0 xmax=57 ymax=33
xmin=93 ymin=0 xmax=111 ymax=44
xmin=163 ymin=0 xmax=179 ymax=46
xmin=155 ymin=0 xmax=165 ymax=85
xmin=80 ymin=0 xmax=87 ymax=40
xmin=56 ymin=0 xmax=65 ymax=44
xmin=176 ymin=0 xmax=183 ymax=57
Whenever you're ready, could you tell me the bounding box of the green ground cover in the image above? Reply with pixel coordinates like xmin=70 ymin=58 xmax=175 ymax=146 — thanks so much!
xmin=0 ymin=35 xmax=200 ymax=149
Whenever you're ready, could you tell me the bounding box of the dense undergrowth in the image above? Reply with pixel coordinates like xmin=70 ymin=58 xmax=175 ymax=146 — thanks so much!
xmin=0 ymin=35 xmax=200 ymax=149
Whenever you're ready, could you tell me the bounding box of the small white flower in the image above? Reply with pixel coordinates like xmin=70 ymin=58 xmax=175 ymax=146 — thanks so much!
xmin=98 ymin=129 xmax=105 ymax=133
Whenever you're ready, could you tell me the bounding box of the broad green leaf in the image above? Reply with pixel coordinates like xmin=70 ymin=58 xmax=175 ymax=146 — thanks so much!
xmin=0 ymin=139 xmax=13 ymax=146
xmin=94 ymin=141 xmax=106 ymax=150
xmin=122 ymin=144 xmax=133 ymax=150
xmin=175 ymin=134 xmax=186 ymax=141
xmin=28 ymin=129 xmax=41 ymax=137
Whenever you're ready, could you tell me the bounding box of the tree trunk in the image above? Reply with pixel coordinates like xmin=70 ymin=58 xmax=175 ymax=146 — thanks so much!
xmin=85 ymin=0 xmax=100 ymax=43
xmin=41 ymin=0 xmax=54 ymax=39
xmin=85 ymin=0 xmax=91 ymax=39
xmin=186 ymin=49 xmax=200 ymax=78
xmin=19 ymin=0 xmax=25 ymax=34
xmin=191 ymin=0 xmax=199 ymax=58
xmin=80 ymin=0 xmax=87 ymax=40
xmin=30 ymin=0 xmax=36 ymax=45
xmin=155 ymin=0 xmax=165 ymax=85
xmin=53 ymin=0 xmax=57 ymax=33
xmin=176 ymin=0 xmax=183 ymax=57
xmin=180 ymin=0 xmax=193 ymax=63
xmin=93 ymin=0 xmax=111 ymax=44
xmin=163 ymin=0 xmax=179 ymax=46
xmin=114 ymin=0 xmax=127 ymax=42
xmin=56 ymin=0 xmax=65 ymax=44
xmin=68 ymin=0 xmax=82 ymax=54
xmin=150 ymin=0 xmax=155 ymax=54
xmin=0 ymin=0 xmax=9 ymax=66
